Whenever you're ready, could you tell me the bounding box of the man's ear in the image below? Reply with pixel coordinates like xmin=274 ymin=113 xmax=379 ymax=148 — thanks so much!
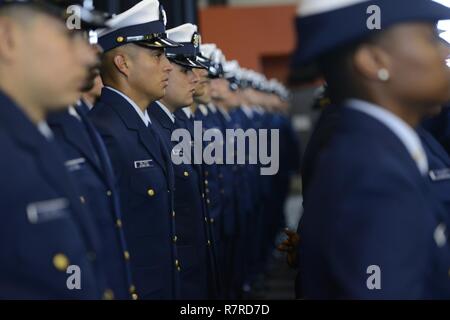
xmin=112 ymin=53 xmax=131 ymax=78
xmin=0 ymin=18 xmax=19 ymax=63
xmin=353 ymin=44 xmax=391 ymax=82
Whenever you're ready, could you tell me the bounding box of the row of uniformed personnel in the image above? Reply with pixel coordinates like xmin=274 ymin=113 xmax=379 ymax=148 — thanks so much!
xmin=0 ymin=0 xmax=299 ymax=299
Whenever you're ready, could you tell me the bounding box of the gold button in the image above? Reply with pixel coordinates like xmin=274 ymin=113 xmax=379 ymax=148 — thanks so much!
xmin=116 ymin=36 xmax=124 ymax=43
xmin=207 ymin=240 xmax=211 ymax=246
xmin=177 ymin=266 xmax=181 ymax=272
xmin=129 ymin=285 xmax=136 ymax=293
xmin=210 ymin=218 xmax=215 ymax=224
xmin=204 ymin=180 xmax=208 ymax=185
xmin=173 ymin=235 xmax=178 ymax=243
xmin=124 ymin=251 xmax=130 ymax=260
xmin=53 ymin=254 xmax=69 ymax=271
xmin=204 ymin=217 xmax=208 ymax=223
xmin=206 ymin=199 xmax=211 ymax=204
xmin=80 ymin=196 xmax=85 ymax=204
xmin=202 ymin=193 xmax=205 ymax=198
xmin=132 ymin=293 xmax=138 ymax=300
xmin=183 ymin=171 xmax=189 ymax=177
xmin=106 ymin=190 xmax=112 ymax=196
xmin=147 ymin=189 xmax=155 ymax=197
xmin=172 ymin=211 xmax=176 ymax=218
xmin=116 ymin=219 xmax=122 ymax=228
xmin=175 ymin=259 xmax=180 ymax=267
xmin=103 ymin=289 xmax=114 ymax=300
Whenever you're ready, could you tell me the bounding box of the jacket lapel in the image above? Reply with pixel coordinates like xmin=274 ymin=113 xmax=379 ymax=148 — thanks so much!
xmin=99 ymin=88 xmax=168 ymax=175
xmin=47 ymin=110 xmax=105 ymax=179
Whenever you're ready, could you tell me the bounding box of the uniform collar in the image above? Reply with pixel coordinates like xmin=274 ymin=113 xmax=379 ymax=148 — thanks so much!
xmin=207 ymin=103 xmax=217 ymax=113
xmin=68 ymin=106 xmax=81 ymax=121
xmin=346 ymin=98 xmax=428 ymax=176
xmin=156 ymin=100 xmax=176 ymax=123
xmin=37 ymin=121 xmax=54 ymax=141
xmin=198 ymin=104 xmax=208 ymax=116
xmin=105 ymin=86 xmax=151 ymax=126
xmin=241 ymin=105 xmax=254 ymax=119
xmin=218 ymin=106 xmax=232 ymax=122
xmin=181 ymin=107 xmax=192 ymax=119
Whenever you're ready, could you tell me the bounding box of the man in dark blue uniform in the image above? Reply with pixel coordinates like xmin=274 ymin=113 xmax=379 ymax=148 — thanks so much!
xmin=0 ymin=0 xmax=109 ymax=298
xmin=148 ymin=23 xmax=220 ymax=299
xmin=47 ymin=4 xmax=134 ymax=300
xmin=89 ymin=0 xmax=182 ymax=300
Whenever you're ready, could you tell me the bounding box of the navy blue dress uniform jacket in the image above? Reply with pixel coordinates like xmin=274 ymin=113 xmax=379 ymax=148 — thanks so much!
xmin=175 ymin=108 xmax=223 ymax=297
xmin=89 ymin=88 xmax=180 ymax=300
xmin=299 ymin=105 xmax=450 ymax=299
xmin=47 ymin=102 xmax=133 ymax=299
xmin=149 ymin=103 xmax=218 ymax=299
xmin=419 ymin=126 xmax=450 ymax=218
xmin=214 ymin=108 xmax=240 ymax=239
xmin=421 ymin=105 xmax=450 ymax=155
xmin=0 ymin=91 xmax=108 ymax=299
xmin=193 ymin=107 xmax=225 ymax=245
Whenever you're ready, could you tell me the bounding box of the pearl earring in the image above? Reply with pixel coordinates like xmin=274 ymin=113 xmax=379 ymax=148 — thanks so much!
xmin=377 ymin=68 xmax=390 ymax=81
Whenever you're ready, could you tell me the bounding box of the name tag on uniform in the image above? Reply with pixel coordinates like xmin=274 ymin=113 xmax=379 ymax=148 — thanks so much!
xmin=134 ymin=159 xmax=154 ymax=169
xmin=64 ymin=157 xmax=86 ymax=172
xmin=26 ymin=198 xmax=70 ymax=224
xmin=429 ymin=168 xmax=450 ymax=181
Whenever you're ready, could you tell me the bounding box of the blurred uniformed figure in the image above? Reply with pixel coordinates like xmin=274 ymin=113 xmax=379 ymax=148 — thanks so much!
xmin=148 ymin=23 xmax=220 ymax=299
xmin=422 ymin=104 xmax=450 ymax=155
xmin=0 ymin=0 xmax=109 ymax=298
xmin=47 ymin=3 xmax=134 ymax=300
xmin=190 ymin=45 xmax=228 ymax=297
xmin=203 ymin=47 xmax=246 ymax=299
xmin=293 ymin=0 xmax=450 ymax=299
xmin=88 ymin=0 xmax=182 ymax=300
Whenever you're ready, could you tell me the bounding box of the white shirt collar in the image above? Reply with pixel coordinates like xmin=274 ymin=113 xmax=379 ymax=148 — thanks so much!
xmin=37 ymin=121 xmax=54 ymax=140
xmin=218 ymin=106 xmax=232 ymax=122
xmin=156 ymin=101 xmax=176 ymax=123
xmin=80 ymin=98 xmax=94 ymax=110
xmin=68 ymin=106 xmax=81 ymax=121
xmin=241 ymin=105 xmax=253 ymax=119
xmin=346 ymin=99 xmax=428 ymax=176
xmin=255 ymin=106 xmax=265 ymax=114
xmin=207 ymin=103 xmax=217 ymax=113
xmin=198 ymin=104 xmax=209 ymax=116
xmin=181 ymin=107 xmax=192 ymax=119
xmin=105 ymin=86 xmax=151 ymax=126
